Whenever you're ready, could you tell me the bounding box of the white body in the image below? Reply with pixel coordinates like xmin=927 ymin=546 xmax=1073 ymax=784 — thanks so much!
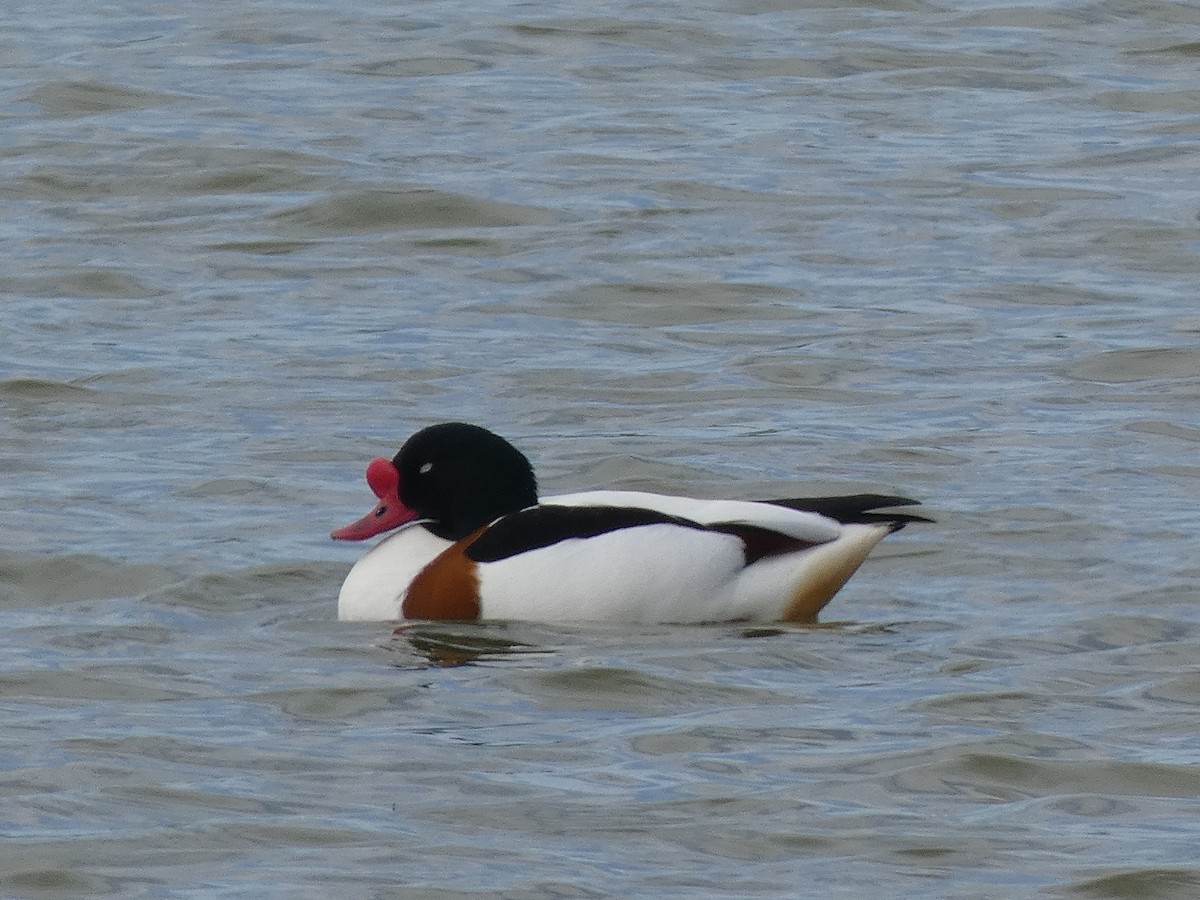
xmin=336 ymin=490 xmax=891 ymax=623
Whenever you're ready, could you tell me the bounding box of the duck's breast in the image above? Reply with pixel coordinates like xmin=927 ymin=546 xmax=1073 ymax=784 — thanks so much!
xmin=337 ymin=525 xmax=451 ymax=621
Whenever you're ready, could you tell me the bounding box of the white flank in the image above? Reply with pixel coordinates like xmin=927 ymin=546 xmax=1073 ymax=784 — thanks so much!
xmin=473 ymin=520 xmax=891 ymax=625
xmin=475 ymin=524 xmax=751 ymax=624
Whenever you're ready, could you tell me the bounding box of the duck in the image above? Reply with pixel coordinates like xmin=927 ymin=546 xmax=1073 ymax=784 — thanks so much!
xmin=331 ymin=422 xmax=927 ymax=624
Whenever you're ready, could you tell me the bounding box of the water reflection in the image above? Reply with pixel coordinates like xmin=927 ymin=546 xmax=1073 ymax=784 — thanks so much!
xmin=389 ymin=622 xmax=553 ymax=668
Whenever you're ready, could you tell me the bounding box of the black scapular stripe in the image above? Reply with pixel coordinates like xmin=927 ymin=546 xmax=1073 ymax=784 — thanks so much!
xmin=465 ymin=505 xmax=708 ymax=563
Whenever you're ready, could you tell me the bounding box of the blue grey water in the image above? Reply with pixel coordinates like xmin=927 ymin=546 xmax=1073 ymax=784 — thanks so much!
xmin=2 ymin=0 xmax=1199 ymax=896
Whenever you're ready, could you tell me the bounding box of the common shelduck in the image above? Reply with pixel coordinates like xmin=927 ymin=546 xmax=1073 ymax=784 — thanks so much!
xmin=332 ymin=422 xmax=927 ymax=623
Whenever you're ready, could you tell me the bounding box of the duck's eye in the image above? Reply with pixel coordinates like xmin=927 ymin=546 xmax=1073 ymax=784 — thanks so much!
xmin=419 ymin=462 xmax=433 ymax=475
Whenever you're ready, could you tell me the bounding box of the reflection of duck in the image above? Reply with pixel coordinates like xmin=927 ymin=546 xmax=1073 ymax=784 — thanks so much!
xmin=332 ymin=423 xmax=927 ymax=624
xmin=391 ymin=624 xmax=545 ymax=669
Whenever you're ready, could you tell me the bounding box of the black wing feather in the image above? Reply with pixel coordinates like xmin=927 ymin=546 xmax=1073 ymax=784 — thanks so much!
xmin=465 ymin=495 xmax=931 ymax=565
xmin=767 ymin=494 xmax=931 ymax=529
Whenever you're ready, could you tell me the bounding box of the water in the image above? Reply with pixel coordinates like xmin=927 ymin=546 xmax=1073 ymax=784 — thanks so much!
xmin=3 ymin=0 xmax=1199 ymax=896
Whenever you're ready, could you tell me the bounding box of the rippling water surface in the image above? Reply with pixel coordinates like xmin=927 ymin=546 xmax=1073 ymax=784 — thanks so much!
xmin=3 ymin=0 xmax=1200 ymax=896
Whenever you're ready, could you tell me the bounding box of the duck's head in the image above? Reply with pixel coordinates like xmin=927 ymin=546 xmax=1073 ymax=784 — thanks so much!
xmin=331 ymin=422 xmax=539 ymax=542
